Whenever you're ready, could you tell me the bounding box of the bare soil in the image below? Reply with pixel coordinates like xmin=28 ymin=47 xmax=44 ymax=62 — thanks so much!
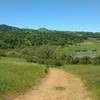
xmin=13 ymin=68 xmax=92 ymax=100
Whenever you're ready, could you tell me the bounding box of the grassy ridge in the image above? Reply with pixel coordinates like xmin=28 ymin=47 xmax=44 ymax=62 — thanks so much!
xmin=0 ymin=57 xmax=48 ymax=100
xmin=62 ymin=65 xmax=100 ymax=100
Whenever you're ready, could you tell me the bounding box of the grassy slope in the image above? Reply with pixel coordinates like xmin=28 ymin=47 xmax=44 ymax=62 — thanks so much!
xmin=62 ymin=65 xmax=100 ymax=100
xmin=0 ymin=57 xmax=47 ymax=100
xmin=63 ymin=40 xmax=100 ymax=53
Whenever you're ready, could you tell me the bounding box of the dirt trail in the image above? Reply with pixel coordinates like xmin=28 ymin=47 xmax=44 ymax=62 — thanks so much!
xmin=13 ymin=68 xmax=92 ymax=100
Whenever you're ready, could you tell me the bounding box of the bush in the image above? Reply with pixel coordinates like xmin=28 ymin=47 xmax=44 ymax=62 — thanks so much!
xmin=40 ymin=59 xmax=64 ymax=66
xmin=72 ymin=57 xmax=80 ymax=64
xmin=5 ymin=51 xmax=21 ymax=57
xmin=44 ymin=65 xmax=49 ymax=73
xmin=31 ymin=56 xmax=39 ymax=63
xmin=79 ymin=56 xmax=91 ymax=64
xmin=93 ymin=56 xmax=100 ymax=64
xmin=66 ymin=55 xmax=73 ymax=64
xmin=52 ymin=59 xmax=64 ymax=66
xmin=0 ymin=50 xmax=6 ymax=57
xmin=82 ymin=49 xmax=87 ymax=52
xmin=25 ymin=56 xmax=33 ymax=62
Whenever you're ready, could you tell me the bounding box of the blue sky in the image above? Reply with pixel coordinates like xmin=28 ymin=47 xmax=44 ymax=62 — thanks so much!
xmin=0 ymin=0 xmax=100 ymax=32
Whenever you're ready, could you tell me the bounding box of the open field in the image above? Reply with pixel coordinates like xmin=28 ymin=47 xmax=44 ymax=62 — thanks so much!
xmin=62 ymin=64 xmax=100 ymax=100
xmin=64 ymin=40 xmax=100 ymax=53
xmin=0 ymin=57 xmax=48 ymax=100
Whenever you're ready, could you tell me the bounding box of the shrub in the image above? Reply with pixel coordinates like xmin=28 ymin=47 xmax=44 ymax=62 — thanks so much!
xmin=31 ymin=56 xmax=39 ymax=63
xmin=5 ymin=51 xmax=21 ymax=57
xmin=53 ymin=59 xmax=64 ymax=66
xmin=72 ymin=57 xmax=80 ymax=64
xmin=44 ymin=65 xmax=49 ymax=73
xmin=25 ymin=56 xmax=33 ymax=62
xmin=66 ymin=55 xmax=73 ymax=64
xmin=42 ymin=59 xmax=64 ymax=66
xmin=0 ymin=50 xmax=6 ymax=57
xmin=92 ymin=49 xmax=97 ymax=52
xmin=79 ymin=56 xmax=91 ymax=64
xmin=93 ymin=56 xmax=100 ymax=64
xmin=82 ymin=49 xmax=87 ymax=52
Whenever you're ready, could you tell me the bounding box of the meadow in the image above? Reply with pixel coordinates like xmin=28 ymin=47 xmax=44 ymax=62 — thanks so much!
xmin=0 ymin=57 xmax=48 ymax=100
xmin=63 ymin=40 xmax=100 ymax=53
xmin=62 ymin=64 xmax=100 ymax=100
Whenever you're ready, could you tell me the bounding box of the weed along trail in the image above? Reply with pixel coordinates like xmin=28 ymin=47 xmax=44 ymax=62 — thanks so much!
xmin=13 ymin=68 xmax=92 ymax=100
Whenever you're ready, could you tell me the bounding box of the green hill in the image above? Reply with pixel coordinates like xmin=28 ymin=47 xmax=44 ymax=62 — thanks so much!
xmin=0 ymin=24 xmax=100 ymax=49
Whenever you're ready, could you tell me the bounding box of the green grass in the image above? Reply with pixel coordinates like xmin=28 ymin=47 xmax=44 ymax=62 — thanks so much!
xmin=62 ymin=64 xmax=100 ymax=100
xmin=0 ymin=57 xmax=48 ymax=100
xmin=63 ymin=40 xmax=100 ymax=53
xmin=54 ymin=86 xmax=66 ymax=91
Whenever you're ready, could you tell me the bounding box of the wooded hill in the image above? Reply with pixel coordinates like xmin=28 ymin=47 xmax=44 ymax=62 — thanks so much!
xmin=0 ymin=24 xmax=100 ymax=49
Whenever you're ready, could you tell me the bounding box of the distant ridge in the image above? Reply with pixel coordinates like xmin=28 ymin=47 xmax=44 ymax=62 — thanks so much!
xmin=0 ymin=24 xmax=100 ymax=33
xmin=0 ymin=24 xmax=20 ymax=32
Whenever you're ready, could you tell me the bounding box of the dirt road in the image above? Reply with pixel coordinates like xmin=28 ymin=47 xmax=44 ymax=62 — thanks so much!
xmin=13 ymin=68 xmax=92 ymax=100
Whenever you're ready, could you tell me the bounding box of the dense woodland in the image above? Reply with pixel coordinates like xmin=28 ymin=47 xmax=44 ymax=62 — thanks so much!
xmin=0 ymin=24 xmax=100 ymax=65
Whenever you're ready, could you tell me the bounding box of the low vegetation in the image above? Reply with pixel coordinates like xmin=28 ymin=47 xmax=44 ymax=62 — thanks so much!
xmin=54 ymin=86 xmax=66 ymax=91
xmin=62 ymin=65 xmax=100 ymax=100
xmin=23 ymin=45 xmax=100 ymax=66
xmin=0 ymin=57 xmax=48 ymax=100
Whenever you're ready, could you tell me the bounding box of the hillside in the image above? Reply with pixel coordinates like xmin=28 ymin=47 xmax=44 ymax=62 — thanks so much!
xmin=0 ymin=24 xmax=100 ymax=49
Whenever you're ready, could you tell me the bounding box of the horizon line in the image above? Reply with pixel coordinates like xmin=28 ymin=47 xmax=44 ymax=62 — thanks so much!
xmin=0 ymin=23 xmax=99 ymax=33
